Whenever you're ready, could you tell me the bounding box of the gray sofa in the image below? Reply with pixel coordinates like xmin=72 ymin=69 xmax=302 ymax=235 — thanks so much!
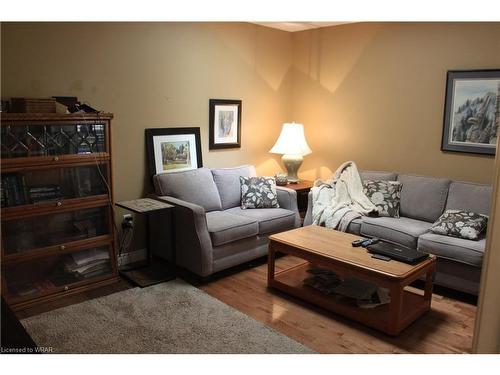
xmin=304 ymin=171 xmax=492 ymax=295
xmin=152 ymin=165 xmax=301 ymax=277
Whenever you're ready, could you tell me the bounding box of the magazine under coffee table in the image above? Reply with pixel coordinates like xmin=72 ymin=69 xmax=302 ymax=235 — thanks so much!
xmin=267 ymin=226 xmax=436 ymax=336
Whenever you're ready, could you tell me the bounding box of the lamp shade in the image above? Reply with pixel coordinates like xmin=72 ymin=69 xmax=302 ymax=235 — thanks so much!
xmin=269 ymin=123 xmax=312 ymax=156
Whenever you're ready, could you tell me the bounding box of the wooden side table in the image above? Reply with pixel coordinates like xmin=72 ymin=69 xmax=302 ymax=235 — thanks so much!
xmin=116 ymin=198 xmax=175 ymax=287
xmin=283 ymin=180 xmax=314 ymax=219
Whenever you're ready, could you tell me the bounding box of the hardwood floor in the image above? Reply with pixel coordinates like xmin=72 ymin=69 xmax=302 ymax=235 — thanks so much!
xmin=201 ymin=255 xmax=476 ymax=354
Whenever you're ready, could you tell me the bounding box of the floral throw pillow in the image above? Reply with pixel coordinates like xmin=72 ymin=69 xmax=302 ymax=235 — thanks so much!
xmin=240 ymin=176 xmax=279 ymax=209
xmin=362 ymin=180 xmax=403 ymax=218
xmin=430 ymin=210 xmax=488 ymax=241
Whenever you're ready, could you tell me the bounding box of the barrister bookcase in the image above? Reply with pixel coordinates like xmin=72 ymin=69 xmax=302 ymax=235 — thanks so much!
xmin=1 ymin=112 xmax=118 ymax=310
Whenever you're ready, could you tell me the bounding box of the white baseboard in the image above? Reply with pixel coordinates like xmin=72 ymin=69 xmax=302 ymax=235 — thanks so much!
xmin=118 ymin=248 xmax=147 ymax=267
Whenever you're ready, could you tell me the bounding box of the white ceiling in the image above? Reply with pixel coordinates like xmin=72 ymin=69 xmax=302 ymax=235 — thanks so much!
xmin=252 ymin=22 xmax=349 ymax=32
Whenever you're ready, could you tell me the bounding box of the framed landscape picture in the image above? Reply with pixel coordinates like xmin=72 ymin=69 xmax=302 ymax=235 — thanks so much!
xmin=145 ymin=127 xmax=202 ymax=179
xmin=442 ymin=69 xmax=500 ymax=155
xmin=209 ymin=99 xmax=242 ymax=149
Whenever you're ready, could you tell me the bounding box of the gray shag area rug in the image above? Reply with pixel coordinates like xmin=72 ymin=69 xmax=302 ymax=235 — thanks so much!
xmin=22 ymin=279 xmax=314 ymax=354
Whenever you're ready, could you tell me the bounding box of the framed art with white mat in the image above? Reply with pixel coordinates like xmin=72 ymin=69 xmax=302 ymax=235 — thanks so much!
xmin=145 ymin=127 xmax=203 ymax=179
xmin=209 ymin=99 xmax=242 ymax=149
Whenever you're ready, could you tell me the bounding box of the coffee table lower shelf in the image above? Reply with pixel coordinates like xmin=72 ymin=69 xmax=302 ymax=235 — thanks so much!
xmin=269 ymin=261 xmax=431 ymax=336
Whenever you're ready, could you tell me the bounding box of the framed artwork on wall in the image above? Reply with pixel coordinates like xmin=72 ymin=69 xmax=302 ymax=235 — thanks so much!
xmin=145 ymin=127 xmax=202 ymax=179
xmin=442 ymin=69 xmax=500 ymax=155
xmin=209 ymin=99 xmax=242 ymax=149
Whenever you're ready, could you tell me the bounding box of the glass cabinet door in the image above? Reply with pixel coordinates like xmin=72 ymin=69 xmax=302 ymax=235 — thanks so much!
xmin=1 ymin=163 xmax=109 ymax=208
xmin=2 ymin=206 xmax=111 ymax=255
xmin=1 ymin=122 xmax=107 ymax=158
xmin=3 ymin=245 xmax=113 ymax=301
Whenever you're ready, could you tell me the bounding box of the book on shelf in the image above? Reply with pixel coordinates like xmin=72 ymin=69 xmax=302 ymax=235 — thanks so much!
xmin=69 ymin=248 xmax=109 ymax=267
xmin=1 ymin=174 xmax=64 ymax=207
xmin=81 ymin=264 xmax=111 ymax=279
xmin=62 ymin=248 xmax=110 ymax=279
xmin=64 ymin=259 xmax=108 ymax=275
xmin=77 ymin=143 xmax=92 ymax=154
xmin=29 ymin=184 xmax=62 ymax=203
xmin=94 ymin=125 xmax=106 ymax=152
xmin=2 ymin=173 xmax=28 ymax=206
xmin=19 ymin=174 xmax=29 ymax=204
xmin=1 ymin=179 xmax=6 ymax=207
xmin=2 ymin=174 xmax=18 ymax=206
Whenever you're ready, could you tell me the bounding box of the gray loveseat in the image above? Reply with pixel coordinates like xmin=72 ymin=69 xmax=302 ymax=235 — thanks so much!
xmin=304 ymin=171 xmax=492 ymax=295
xmin=153 ymin=165 xmax=300 ymax=277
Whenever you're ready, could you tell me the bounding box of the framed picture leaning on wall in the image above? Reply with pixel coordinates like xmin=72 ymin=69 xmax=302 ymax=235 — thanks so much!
xmin=442 ymin=69 xmax=500 ymax=155
xmin=209 ymin=99 xmax=242 ymax=149
xmin=145 ymin=127 xmax=202 ymax=179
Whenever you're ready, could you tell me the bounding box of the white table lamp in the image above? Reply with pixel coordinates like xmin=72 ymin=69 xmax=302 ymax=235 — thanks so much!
xmin=269 ymin=122 xmax=312 ymax=183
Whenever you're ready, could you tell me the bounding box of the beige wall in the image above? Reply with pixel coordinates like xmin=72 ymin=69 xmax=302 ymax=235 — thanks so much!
xmin=291 ymin=23 xmax=500 ymax=183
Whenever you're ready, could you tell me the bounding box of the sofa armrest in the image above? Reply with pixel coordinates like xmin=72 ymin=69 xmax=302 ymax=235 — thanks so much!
xmin=276 ymin=186 xmax=298 ymax=211
xmin=303 ymin=191 xmax=313 ymax=226
xmin=276 ymin=186 xmax=301 ymax=227
xmin=153 ymin=195 xmax=214 ymax=277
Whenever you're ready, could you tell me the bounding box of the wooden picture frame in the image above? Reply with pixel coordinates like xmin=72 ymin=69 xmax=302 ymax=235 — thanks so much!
xmin=145 ymin=127 xmax=202 ymax=179
xmin=442 ymin=69 xmax=499 ymax=155
xmin=209 ymin=99 xmax=242 ymax=149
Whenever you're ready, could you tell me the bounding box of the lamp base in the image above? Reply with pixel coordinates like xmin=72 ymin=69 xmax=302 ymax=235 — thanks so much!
xmin=282 ymin=154 xmax=303 ymax=184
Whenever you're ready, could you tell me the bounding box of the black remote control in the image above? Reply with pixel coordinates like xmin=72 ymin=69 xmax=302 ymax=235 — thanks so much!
xmin=352 ymin=238 xmax=369 ymax=247
xmin=361 ymin=237 xmax=380 ymax=247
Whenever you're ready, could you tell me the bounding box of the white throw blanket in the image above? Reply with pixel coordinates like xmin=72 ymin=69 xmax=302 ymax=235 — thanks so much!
xmin=311 ymin=161 xmax=377 ymax=231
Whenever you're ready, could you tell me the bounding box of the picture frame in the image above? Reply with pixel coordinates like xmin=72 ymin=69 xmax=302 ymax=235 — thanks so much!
xmin=209 ymin=99 xmax=242 ymax=149
xmin=442 ymin=69 xmax=499 ymax=155
xmin=145 ymin=127 xmax=202 ymax=179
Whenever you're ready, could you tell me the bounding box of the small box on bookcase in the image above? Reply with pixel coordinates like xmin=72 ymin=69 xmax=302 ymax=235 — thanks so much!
xmin=10 ymin=98 xmax=56 ymax=113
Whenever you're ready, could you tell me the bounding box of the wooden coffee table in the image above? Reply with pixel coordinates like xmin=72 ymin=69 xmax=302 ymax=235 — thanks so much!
xmin=268 ymin=225 xmax=436 ymax=336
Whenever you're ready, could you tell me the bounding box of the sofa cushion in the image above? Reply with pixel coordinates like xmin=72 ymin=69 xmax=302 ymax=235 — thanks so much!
xmin=226 ymin=207 xmax=296 ymax=234
xmin=418 ymin=232 xmax=485 ymax=267
xmin=211 ymin=165 xmax=257 ymax=209
xmin=153 ymin=167 xmax=222 ymax=212
xmin=363 ymin=180 xmax=402 ymax=218
xmin=429 ymin=209 xmax=488 ymax=240
xmin=360 ymin=171 xmax=398 ymax=181
xmin=445 ymin=181 xmax=492 ymax=215
xmin=205 ymin=211 xmax=258 ymax=247
xmin=397 ymin=174 xmax=451 ymax=222
xmin=346 ymin=217 xmax=363 ymax=235
xmin=240 ymin=176 xmax=279 ymax=209
xmin=361 ymin=216 xmax=433 ymax=249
